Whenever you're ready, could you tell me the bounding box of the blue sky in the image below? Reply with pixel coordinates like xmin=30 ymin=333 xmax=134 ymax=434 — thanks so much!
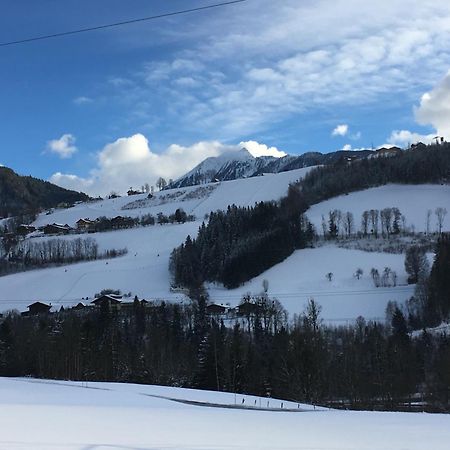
xmin=1 ymin=0 xmax=450 ymax=195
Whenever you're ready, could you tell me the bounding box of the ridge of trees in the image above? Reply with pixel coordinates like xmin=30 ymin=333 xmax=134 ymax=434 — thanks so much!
xmin=298 ymin=143 xmax=450 ymax=205
xmin=0 ymin=166 xmax=88 ymax=218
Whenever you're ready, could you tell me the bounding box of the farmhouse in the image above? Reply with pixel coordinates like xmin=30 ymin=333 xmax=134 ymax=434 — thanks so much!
xmin=76 ymin=218 xmax=94 ymax=231
xmin=43 ymin=223 xmax=72 ymax=235
xmin=91 ymin=294 xmax=122 ymax=309
xmin=22 ymin=301 xmax=52 ymax=316
xmin=368 ymin=146 xmax=402 ymax=159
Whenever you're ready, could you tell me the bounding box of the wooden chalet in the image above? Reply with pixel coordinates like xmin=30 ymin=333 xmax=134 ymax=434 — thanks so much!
xmin=237 ymin=301 xmax=261 ymax=317
xmin=72 ymin=302 xmax=88 ymax=310
xmin=91 ymin=294 xmax=122 ymax=309
xmin=43 ymin=223 xmax=72 ymax=235
xmin=22 ymin=301 xmax=52 ymax=316
xmin=76 ymin=218 xmax=94 ymax=231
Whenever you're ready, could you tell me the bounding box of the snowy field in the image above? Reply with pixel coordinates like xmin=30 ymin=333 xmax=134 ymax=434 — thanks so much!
xmin=1 ymin=377 xmax=449 ymax=450
xmin=306 ymin=184 xmax=450 ymax=234
xmin=208 ymin=246 xmax=416 ymax=323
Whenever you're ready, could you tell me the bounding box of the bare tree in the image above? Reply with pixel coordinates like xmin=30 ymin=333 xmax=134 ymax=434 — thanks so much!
xmin=426 ymin=209 xmax=432 ymax=235
xmin=435 ymin=207 xmax=447 ymax=234
xmin=380 ymin=208 xmax=393 ymax=237
xmin=321 ymin=214 xmax=327 ymax=237
xmin=361 ymin=211 xmax=369 ymax=236
xmin=369 ymin=209 xmax=379 ymax=237
xmin=344 ymin=211 xmax=354 ymax=237
xmin=156 ymin=177 xmax=167 ymax=191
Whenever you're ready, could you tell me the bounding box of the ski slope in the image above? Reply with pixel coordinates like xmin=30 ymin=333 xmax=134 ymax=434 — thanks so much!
xmin=1 ymin=377 xmax=449 ymax=450
xmin=306 ymin=184 xmax=450 ymax=234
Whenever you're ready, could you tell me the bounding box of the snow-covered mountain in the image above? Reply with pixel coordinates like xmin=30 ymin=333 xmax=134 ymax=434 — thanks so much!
xmin=170 ymin=148 xmax=375 ymax=188
xmin=170 ymin=147 xmax=277 ymax=188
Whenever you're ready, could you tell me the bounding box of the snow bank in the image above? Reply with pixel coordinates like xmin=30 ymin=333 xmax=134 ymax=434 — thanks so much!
xmin=0 ymin=377 xmax=448 ymax=450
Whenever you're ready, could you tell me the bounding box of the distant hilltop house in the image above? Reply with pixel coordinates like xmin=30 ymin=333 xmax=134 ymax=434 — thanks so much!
xmin=127 ymin=188 xmax=143 ymax=196
xmin=21 ymin=301 xmax=52 ymax=316
xmin=410 ymin=142 xmax=427 ymax=150
xmin=42 ymin=223 xmax=72 ymax=235
xmin=368 ymin=146 xmax=402 ymax=159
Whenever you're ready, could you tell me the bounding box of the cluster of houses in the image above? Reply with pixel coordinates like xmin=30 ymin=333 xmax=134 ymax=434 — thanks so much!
xmin=19 ymin=295 xmax=263 ymax=319
xmin=20 ymin=294 xmax=150 ymax=316
xmin=13 ymin=215 xmax=137 ymax=238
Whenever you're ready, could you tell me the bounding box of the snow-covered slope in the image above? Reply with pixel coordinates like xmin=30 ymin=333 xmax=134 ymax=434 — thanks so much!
xmin=1 ymin=377 xmax=449 ymax=450
xmin=0 ymin=168 xmax=312 ymax=313
xmin=208 ymin=245 xmax=416 ymax=323
xmin=307 ymin=184 xmax=450 ymax=234
xmin=35 ymin=167 xmax=312 ymax=228
xmin=2 ymin=176 xmax=448 ymax=321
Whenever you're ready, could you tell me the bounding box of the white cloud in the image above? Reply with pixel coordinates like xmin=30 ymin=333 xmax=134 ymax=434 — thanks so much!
xmin=415 ymin=71 xmax=450 ymax=140
xmin=108 ymin=0 xmax=450 ymax=139
xmin=342 ymin=144 xmax=352 ymax=151
xmin=387 ymin=130 xmax=435 ymax=147
xmin=73 ymin=96 xmax=93 ymax=105
xmin=50 ymin=134 xmax=244 ymax=196
xmin=239 ymin=140 xmax=286 ymax=158
xmin=46 ymin=134 xmax=78 ymax=159
xmin=332 ymin=124 xmax=349 ymax=137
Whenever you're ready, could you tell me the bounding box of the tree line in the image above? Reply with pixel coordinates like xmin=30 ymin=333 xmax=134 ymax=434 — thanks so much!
xmin=0 ymin=237 xmax=127 ymax=276
xmin=0 ymin=294 xmax=449 ymax=412
xmin=299 ymin=143 xmax=450 ymax=205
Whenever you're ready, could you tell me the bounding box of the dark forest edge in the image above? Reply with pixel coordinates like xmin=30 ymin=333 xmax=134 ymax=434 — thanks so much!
xmin=0 ymin=285 xmax=449 ymax=412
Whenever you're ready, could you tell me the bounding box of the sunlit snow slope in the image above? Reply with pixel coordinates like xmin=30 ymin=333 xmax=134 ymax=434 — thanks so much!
xmin=0 ymin=169 xmax=311 ymax=313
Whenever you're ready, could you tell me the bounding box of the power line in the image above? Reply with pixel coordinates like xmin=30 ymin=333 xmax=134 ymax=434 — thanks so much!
xmin=0 ymin=0 xmax=247 ymax=48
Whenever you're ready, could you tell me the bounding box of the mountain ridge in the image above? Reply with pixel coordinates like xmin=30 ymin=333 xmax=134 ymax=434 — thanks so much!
xmin=0 ymin=166 xmax=89 ymax=218
xmin=170 ymin=148 xmax=378 ymax=188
